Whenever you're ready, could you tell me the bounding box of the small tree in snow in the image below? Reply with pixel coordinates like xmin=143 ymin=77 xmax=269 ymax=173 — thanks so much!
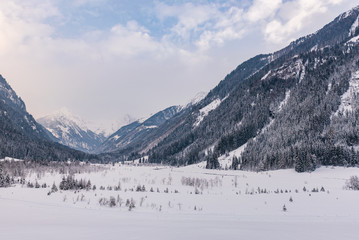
xmin=283 ymin=205 xmax=287 ymax=212
xmin=51 ymin=183 xmax=58 ymax=193
xmin=345 ymin=176 xmax=359 ymax=190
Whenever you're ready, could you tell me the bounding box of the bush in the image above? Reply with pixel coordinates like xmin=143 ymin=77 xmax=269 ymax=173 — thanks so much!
xmin=345 ymin=176 xmax=359 ymax=190
xmin=109 ymin=197 xmax=116 ymax=207
xmin=0 ymin=166 xmax=12 ymax=188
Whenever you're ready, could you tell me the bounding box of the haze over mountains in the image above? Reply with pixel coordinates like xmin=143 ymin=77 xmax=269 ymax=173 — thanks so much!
xmin=37 ymin=109 xmax=106 ymax=153
xmin=1 ymin=6 xmax=359 ymax=172
xmin=0 ymin=75 xmax=97 ymax=162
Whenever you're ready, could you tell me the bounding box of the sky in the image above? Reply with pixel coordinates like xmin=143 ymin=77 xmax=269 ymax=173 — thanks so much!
xmin=0 ymin=0 xmax=358 ymax=133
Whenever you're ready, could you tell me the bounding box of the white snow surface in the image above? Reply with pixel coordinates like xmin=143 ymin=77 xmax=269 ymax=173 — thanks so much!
xmin=48 ymin=107 xmax=90 ymax=131
xmin=40 ymin=108 xmax=115 ymax=137
xmin=217 ymin=143 xmax=248 ymax=169
xmin=349 ymin=14 xmax=359 ymax=36
xmin=278 ymin=90 xmax=291 ymax=112
xmin=347 ymin=35 xmax=359 ymax=44
xmin=0 ymin=157 xmax=24 ymax=162
xmin=335 ymin=71 xmax=359 ymax=115
xmin=261 ymin=70 xmax=271 ymax=81
xmin=194 ymin=98 xmax=222 ymax=127
xmin=0 ymin=164 xmax=359 ymax=240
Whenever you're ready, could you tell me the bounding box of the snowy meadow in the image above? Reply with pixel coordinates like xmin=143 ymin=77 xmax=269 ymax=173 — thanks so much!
xmin=1 ymin=160 xmax=359 ymax=240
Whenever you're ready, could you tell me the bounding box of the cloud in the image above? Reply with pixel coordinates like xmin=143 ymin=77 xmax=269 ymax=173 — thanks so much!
xmin=0 ymin=0 xmax=357 ymax=130
xmin=156 ymin=2 xmax=219 ymax=42
xmin=0 ymin=0 xmax=59 ymax=55
xmin=264 ymin=0 xmax=344 ymax=43
xmin=246 ymin=0 xmax=282 ymax=22
xmin=72 ymin=0 xmax=108 ymax=7
xmin=156 ymin=2 xmax=245 ymax=51
xmin=105 ymin=21 xmax=160 ymax=57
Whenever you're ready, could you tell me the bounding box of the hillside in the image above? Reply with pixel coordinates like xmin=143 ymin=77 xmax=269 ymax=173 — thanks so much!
xmin=104 ymin=6 xmax=359 ymax=172
xmin=37 ymin=109 xmax=106 ymax=153
xmin=0 ymin=75 xmax=97 ymax=162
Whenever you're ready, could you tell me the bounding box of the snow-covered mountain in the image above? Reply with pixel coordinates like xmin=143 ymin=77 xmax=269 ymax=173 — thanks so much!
xmin=186 ymin=91 xmax=207 ymax=107
xmin=0 ymin=75 xmax=52 ymax=140
xmin=37 ymin=108 xmax=106 ymax=153
xmin=98 ymin=105 xmax=183 ymax=153
xmin=0 ymin=75 xmax=97 ymax=161
xmin=100 ymin=5 xmax=359 ymax=172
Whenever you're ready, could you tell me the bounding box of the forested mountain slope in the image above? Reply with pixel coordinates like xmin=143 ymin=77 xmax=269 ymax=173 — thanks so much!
xmin=98 ymin=106 xmax=183 ymax=154
xmin=0 ymin=75 xmax=98 ymax=162
xmin=127 ymin=6 xmax=359 ymax=171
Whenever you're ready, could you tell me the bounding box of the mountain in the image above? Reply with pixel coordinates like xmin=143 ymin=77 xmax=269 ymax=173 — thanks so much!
xmin=0 ymin=75 xmax=51 ymax=140
xmin=186 ymin=92 xmax=207 ymax=107
xmin=98 ymin=105 xmax=183 ymax=154
xmin=0 ymin=75 xmax=97 ymax=162
xmin=37 ymin=109 xmax=106 ymax=153
xmin=105 ymin=5 xmax=359 ymax=172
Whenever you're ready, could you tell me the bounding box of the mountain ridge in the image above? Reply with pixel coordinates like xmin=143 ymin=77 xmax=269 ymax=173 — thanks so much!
xmin=105 ymin=5 xmax=359 ymax=172
xmin=0 ymin=75 xmax=98 ymax=162
xmin=37 ymin=108 xmax=106 ymax=153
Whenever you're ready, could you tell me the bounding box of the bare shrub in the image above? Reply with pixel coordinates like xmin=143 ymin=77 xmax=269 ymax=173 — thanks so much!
xmin=345 ymin=176 xmax=359 ymax=190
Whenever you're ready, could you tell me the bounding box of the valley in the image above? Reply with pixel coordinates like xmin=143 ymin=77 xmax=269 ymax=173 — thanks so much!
xmin=1 ymin=161 xmax=358 ymax=240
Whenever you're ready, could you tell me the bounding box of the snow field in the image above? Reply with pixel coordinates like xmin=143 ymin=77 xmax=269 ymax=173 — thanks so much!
xmin=1 ymin=163 xmax=359 ymax=240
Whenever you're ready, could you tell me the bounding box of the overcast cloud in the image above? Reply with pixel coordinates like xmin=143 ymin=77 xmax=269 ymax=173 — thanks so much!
xmin=0 ymin=0 xmax=357 ymax=132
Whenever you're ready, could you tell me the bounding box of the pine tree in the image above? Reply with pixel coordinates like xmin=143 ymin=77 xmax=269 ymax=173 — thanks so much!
xmin=51 ymin=183 xmax=58 ymax=193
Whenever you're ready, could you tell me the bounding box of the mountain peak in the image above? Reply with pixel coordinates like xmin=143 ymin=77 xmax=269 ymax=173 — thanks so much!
xmin=41 ymin=107 xmax=88 ymax=132
xmin=0 ymin=74 xmax=26 ymax=111
xmin=37 ymin=108 xmax=106 ymax=153
xmin=186 ymin=91 xmax=207 ymax=107
xmin=338 ymin=5 xmax=359 ymax=21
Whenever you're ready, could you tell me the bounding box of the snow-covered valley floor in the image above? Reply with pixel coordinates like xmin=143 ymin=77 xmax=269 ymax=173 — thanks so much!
xmin=1 ymin=163 xmax=359 ymax=240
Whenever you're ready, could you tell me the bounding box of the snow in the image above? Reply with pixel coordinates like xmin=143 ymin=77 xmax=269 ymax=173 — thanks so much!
xmin=278 ymin=90 xmax=291 ymax=112
xmin=47 ymin=127 xmax=60 ymax=138
xmin=347 ymin=35 xmax=359 ymax=44
xmin=203 ymin=144 xmax=216 ymax=156
xmin=266 ymin=59 xmax=304 ymax=82
xmin=1 ymin=164 xmax=359 ymax=240
xmin=39 ymin=108 xmax=113 ymax=137
xmin=349 ymin=15 xmax=359 ymax=36
xmin=327 ymin=82 xmax=332 ymax=95
xmin=87 ymin=119 xmax=127 ymax=137
xmin=217 ymin=143 xmax=248 ymax=169
xmin=261 ymin=70 xmax=271 ymax=81
xmin=186 ymin=91 xmax=207 ymax=107
xmin=0 ymin=157 xmax=24 ymax=162
xmin=41 ymin=107 xmax=90 ymax=131
xmin=310 ymin=44 xmax=318 ymax=52
xmin=339 ymin=6 xmax=359 ymax=21
xmin=112 ymin=135 xmax=120 ymax=141
xmin=298 ymin=64 xmax=305 ymax=83
xmin=194 ymin=98 xmax=222 ymax=127
xmin=335 ymin=71 xmax=359 ymax=115
xmin=259 ymin=118 xmax=275 ymax=135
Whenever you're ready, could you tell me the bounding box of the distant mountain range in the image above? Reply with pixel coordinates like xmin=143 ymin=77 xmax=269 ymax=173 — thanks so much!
xmin=101 ymin=5 xmax=359 ymax=172
xmin=0 ymin=75 xmax=97 ymax=162
xmin=35 ymin=93 xmax=206 ymax=154
xmin=37 ymin=109 xmax=106 ymax=153
xmin=98 ymin=105 xmax=183 ymax=154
